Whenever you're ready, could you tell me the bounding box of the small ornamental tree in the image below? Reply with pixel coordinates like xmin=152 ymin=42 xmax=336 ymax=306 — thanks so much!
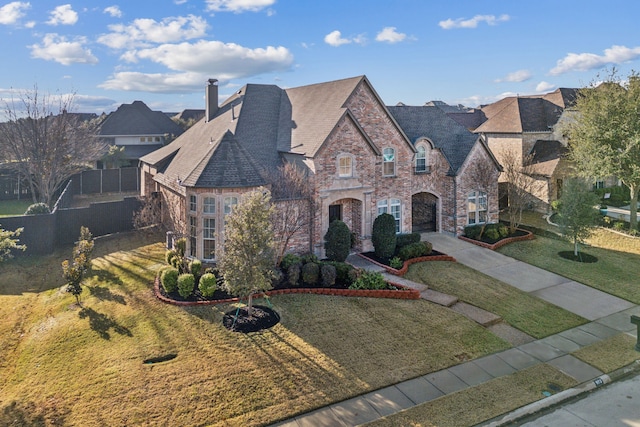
xmin=372 ymin=213 xmax=397 ymax=259
xmin=556 ymin=178 xmax=601 ymax=257
xmin=218 ymin=189 xmax=276 ymax=316
xmin=0 ymin=225 xmax=26 ymax=261
xmin=324 ymin=220 xmax=351 ymax=262
xmin=61 ymin=227 xmax=94 ymax=305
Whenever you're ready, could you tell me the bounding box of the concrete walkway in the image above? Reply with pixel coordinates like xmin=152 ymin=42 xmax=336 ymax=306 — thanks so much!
xmin=271 ymin=234 xmax=640 ymax=427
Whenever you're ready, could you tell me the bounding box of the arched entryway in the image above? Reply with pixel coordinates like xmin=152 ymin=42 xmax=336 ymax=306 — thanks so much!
xmin=328 ymin=198 xmax=363 ymax=251
xmin=412 ymin=192 xmax=438 ymax=232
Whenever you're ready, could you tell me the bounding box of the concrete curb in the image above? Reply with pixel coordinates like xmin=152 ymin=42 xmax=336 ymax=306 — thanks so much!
xmin=481 ymin=360 xmax=640 ymax=426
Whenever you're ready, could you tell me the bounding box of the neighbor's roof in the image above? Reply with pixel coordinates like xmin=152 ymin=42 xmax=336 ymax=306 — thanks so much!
xmin=98 ymin=100 xmax=184 ymax=137
xmin=387 ymin=105 xmax=482 ymax=175
xmin=527 ymin=140 xmax=568 ymax=177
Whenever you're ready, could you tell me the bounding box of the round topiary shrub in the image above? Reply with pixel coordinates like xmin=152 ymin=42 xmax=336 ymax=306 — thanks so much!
xmin=324 ymin=220 xmax=351 ymax=262
xmin=198 ymin=272 xmax=217 ymax=297
xmin=24 ymin=203 xmax=51 ymax=215
xmin=165 ymin=249 xmax=177 ymax=265
xmin=372 ymin=213 xmax=397 ymax=259
xmin=287 ymin=263 xmax=301 ymax=287
xmin=161 ymin=267 xmax=179 ymax=293
xmin=280 ymin=253 xmax=301 ymax=270
xmin=301 ymin=262 xmax=320 ymax=286
xmin=464 ymin=224 xmax=481 ymax=239
xmin=189 ymin=258 xmax=202 ymax=277
xmin=177 ymin=273 xmax=195 ymax=298
xmin=320 ymin=263 xmax=337 ymax=287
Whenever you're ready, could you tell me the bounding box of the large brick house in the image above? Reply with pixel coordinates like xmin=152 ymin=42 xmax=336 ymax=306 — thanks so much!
xmin=140 ymin=76 xmax=500 ymax=261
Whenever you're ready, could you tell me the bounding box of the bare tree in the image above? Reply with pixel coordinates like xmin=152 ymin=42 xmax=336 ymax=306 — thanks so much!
xmin=501 ymin=149 xmax=540 ymax=233
xmin=268 ymin=162 xmax=315 ymax=265
xmin=0 ymin=86 xmax=106 ymax=207
xmin=467 ymin=155 xmax=500 ymax=238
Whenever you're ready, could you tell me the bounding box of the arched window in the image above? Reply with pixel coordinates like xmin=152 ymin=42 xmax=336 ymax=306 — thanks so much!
xmin=383 ymin=148 xmax=395 ymax=176
xmin=468 ymin=191 xmax=487 ymax=224
xmin=415 ymin=145 xmax=427 ymax=173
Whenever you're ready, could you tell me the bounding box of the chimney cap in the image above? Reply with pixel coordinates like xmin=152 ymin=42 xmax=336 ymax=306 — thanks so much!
xmin=208 ymin=78 xmax=218 ymax=85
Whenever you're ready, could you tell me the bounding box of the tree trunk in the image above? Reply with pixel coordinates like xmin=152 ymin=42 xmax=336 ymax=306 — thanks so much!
xmin=574 ymin=237 xmax=579 ymax=257
xmin=629 ymin=184 xmax=638 ymax=232
xmin=247 ymin=293 xmax=254 ymax=317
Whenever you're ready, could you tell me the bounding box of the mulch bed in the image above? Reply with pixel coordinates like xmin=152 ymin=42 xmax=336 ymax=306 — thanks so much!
xmin=360 ymin=250 xmax=449 ymax=267
xmin=558 ymin=251 xmax=598 ymax=263
xmin=459 ymin=228 xmax=535 ymax=250
xmin=222 ymin=305 xmax=280 ymax=333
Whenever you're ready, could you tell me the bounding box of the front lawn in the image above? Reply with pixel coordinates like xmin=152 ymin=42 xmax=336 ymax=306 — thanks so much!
xmin=0 ymin=230 xmax=509 ymax=427
xmin=497 ymin=232 xmax=640 ymax=304
xmin=405 ymin=261 xmax=587 ymax=339
xmin=0 ymin=199 xmax=32 ymax=217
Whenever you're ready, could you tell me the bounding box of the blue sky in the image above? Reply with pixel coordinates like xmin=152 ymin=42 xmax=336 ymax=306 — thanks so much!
xmin=1 ymin=0 xmax=639 ymax=115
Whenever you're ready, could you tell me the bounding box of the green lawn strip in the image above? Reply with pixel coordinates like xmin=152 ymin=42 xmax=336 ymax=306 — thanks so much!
xmin=497 ymin=235 xmax=640 ymax=304
xmin=366 ymin=364 xmax=578 ymax=427
xmin=571 ymin=333 xmax=640 ymax=373
xmin=0 ymin=232 xmax=510 ymax=427
xmin=0 ymin=199 xmax=32 ymax=217
xmin=405 ymin=262 xmax=587 ymax=339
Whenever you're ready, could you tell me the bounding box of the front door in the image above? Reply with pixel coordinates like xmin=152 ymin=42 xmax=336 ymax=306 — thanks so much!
xmin=329 ymin=204 xmax=342 ymax=223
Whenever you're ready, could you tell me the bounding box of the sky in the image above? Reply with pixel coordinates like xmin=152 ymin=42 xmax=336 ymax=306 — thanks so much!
xmin=0 ymin=0 xmax=639 ymax=115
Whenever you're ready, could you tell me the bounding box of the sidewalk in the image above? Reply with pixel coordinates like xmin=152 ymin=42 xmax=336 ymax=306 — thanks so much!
xmin=271 ymin=234 xmax=640 ymax=427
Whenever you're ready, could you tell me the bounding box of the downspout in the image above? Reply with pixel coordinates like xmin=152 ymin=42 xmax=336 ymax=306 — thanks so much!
xmin=452 ymin=176 xmax=457 ymax=236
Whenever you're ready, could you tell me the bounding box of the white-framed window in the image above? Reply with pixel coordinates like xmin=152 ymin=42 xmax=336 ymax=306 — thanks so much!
xmin=223 ymin=196 xmax=238 ymax=216
xmin=383 ymin=148 xmax=396 ymax=176
xmin=594 ymin=180 xmax=605 ymax=189
xmin=189 ymin=195 xmax=197 ymax=212
xmin=338 ymin=155 xmax=353 ymax=177
xmin=203 ymin=196 xmax=215 ymax=214
xmin=377 ymin=198 xmax=401 ymax=233
xmin=468 ymin=191 xmax=488 ymax=225
xmin=189 ymin=216 xmax=197 ymax=257
xmin=139 ymin=137 xmax=145 ymax=143
xmin=203 ymin=217 xmax=215 ymax=260
xmin=415 ymin=145 xmax=427 ymax=173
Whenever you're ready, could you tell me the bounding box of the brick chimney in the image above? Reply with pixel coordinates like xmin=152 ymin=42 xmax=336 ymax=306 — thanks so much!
xmin=206 ymin=78 xmax=218 ymax=122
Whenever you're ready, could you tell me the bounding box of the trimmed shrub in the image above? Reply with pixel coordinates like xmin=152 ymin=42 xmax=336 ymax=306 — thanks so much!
xmin=177 ymin=273 xmax=195 ymax=298
xmin=324 ymin=220 xmax=351 ymax=262
xmin=301 ymin=253 xmax=318 ymax=264
xmin=280 ymin=253 xmax=301 ymax=270
xmin=389 ymin=256 xmax=403 ymax=269
xmin=320 ymin=264 xmax=337 ymax=287
xmin=160 ymin=267 xmax=179 ymax=293
xmin=398 ymin=241 xmax=432 ymax=261
xmin=165 ymin=249 xmax=177 ymax=265
xmin=464 ymin=224 xmax=482 ymax=239
xmin=189 ymin=259 xmax=202 ymax=277
xmin=349 ymin=270 xmax=387 ymax=290
xmin=497 ymin=224 xmax=510 ymax=238
xmin=301 ymin=262 xmax=320 ymax=285
xmin=485 ymin=227 xmax=500 ymax=241
xmin=323 ymin=261 xmax=356 ymax=286
xmin=287 ymin=263 xmax=301 ymax=287
xmin=24 ymin=203 xmax=51 ymax=215
xmin=174 ymin=237 xmax=187 ymax=258
xmin=396 ymin=232 xmax=421 ymax=249
xmin=372 ymin=213 xmax=397 ymax=259
xmin=198 ymin=272 xmax=217 ymax=297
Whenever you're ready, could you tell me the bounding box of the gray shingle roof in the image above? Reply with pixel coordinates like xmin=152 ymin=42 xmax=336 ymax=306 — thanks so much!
xmin=98 ymin=100 xmax=184 ymax=137
xmin=528 ymin=140 xmax=567 ymax=177
xmin=387 ymin=105 xmax=480 ymax=175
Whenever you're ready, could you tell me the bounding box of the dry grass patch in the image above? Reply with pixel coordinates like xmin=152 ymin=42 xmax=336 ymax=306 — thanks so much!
xmin=0 ymin=230 xmax=510 ymax=427
xmin=366 ymin=364 xmax=577 ymax=427
xmin=405 ymin=261 xmax=587 ymax=339
xmin=572 ymin=333 xmax=640 ymax=373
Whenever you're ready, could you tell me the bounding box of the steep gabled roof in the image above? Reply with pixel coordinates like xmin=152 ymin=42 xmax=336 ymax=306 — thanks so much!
xmin=387 ymin=105 xmax=481 ymax=175
xmin=527 ymin=140 xmax=568 ymax=177
xmin=98 ymin=100 xmax=183 ymax=137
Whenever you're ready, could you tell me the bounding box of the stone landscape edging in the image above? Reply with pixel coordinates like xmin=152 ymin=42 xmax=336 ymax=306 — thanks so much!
xmin=356 ymin=252 xmax=457 ymax=276
xmin=458 ymin=228 xmax=534 ymax=250
xmin=154 ymin=277 xmax=420 ymax=306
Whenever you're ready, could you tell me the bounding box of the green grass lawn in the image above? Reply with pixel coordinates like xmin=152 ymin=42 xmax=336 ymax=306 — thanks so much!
xmin=405 ymin=262 xmax=587 ymax=339
xmin=0 ymin=199 xmax=32 ymax=217
xmin=0 ymin=230 xmax=510 ymax=427
xmin=497 ymin=232 xmax=640 ymax=304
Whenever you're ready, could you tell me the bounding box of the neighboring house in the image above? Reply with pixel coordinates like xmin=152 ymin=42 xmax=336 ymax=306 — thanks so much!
xmin=140 ymin=76 xmax=501 ymax=261
xmin=472 ymin=88 xmax=578 ymax=212
xmin=97 ymin=100 xmax=184 ymax=168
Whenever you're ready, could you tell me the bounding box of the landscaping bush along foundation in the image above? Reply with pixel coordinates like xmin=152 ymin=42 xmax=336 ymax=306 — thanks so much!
xmin=459 ymin=228 xmax=534 ymax=250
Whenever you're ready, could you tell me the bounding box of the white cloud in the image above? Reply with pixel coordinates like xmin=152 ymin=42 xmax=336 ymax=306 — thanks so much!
xmin=0 ymin=1 xmax=30 ymax=25
xmin=103 ymin=6 xmax=122 ymax=18
xmin=46 ymin=4 xmax=78 ymax=26
xmin=324 ymin=30 xmax=366 ymax=47
xmin=102 ymin=40 xmax=293 ymax=93
xmin=98 ymin=15 xmax=208 ymax=49
xmin=30 ymin=33 xmax=98 ymax=65
xmin=495 ymin=69 xmax=532 ymax=83
xmin=439 ymin=14 xmax=510 ymax=30
xmin=535 ymin=81 xmax=555 ymax=92
xmin=206 ymin=0 xmax=275 ymax=13
xmin=376 ymin=27 xmax=406 ymax=44
xmin=550 ymin=45 xmax=640 ymax=75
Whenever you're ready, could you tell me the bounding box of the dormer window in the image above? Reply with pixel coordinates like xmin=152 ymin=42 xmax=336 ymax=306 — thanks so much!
xmin=338 ymin=155 xmax=353 ymax=177
xmin=383 ymin=148 xmax=396 ymax=176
